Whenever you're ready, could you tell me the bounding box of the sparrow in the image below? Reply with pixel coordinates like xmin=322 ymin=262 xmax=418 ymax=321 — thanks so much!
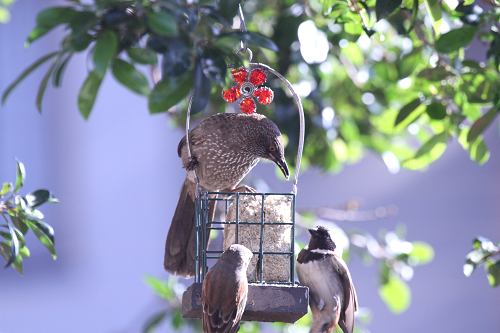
xmin=202 ymin=244 xmax=253 ymax=333
xmin=164 ymin=113 xmax=289 ymax=278
xmin=296 ymin=226 xmax=358 ymax=333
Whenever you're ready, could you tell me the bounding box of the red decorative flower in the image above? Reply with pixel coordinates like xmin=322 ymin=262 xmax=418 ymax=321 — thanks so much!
xmin=222 ymin=67 xmax=274 ymax=114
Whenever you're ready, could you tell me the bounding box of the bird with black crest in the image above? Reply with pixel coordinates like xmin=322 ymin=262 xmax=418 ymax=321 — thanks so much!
xmin=296 ymin=226 xmax=358 ymax=333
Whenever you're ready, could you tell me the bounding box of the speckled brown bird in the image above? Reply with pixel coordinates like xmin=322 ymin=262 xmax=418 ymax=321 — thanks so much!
xmin=202 ymin=244 xmax=253 ymax=333
xmin=164 ymin=112 xmax=289 ymax=278
xmin=296 ymin=226 xmax=358 ymax=333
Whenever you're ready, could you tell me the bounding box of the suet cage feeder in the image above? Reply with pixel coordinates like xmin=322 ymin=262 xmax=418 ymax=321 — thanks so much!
xmin=181 ymin=5 xmax=308 ymax=324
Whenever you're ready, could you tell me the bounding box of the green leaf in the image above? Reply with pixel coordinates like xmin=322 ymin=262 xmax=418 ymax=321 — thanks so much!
xmin=217 ymin=31 xmax=279 ymax=52
xmin=467 ymin=107 xmax=500 ymax=143
xmin=172 ymin=309 xmax=184 ymax=329
xmin=1 ymin=52 xmax=59 ymax=105
xmin=394 ymin=98 xmax=423 ymax=126
xmin=53 ymin=53 xmax=73 ymax=87
xmin=4 ymin=223 xmax=19 ymax=268
xmin=145 ymin=10 xmax=178 ymax=36
xmin=111 ymin=59 xmax=150 ymax=96
xmin=409 ymin=241 xmax=434 ymax=265
xmin=36 ymin=53 xmax=62 ymax=113
xmin=25 ymin=189 xmax=59 ymax=208
xmin=322 ymin=0 xmax=336 ymax=14
xmin=426 ymin=101 xmax=447 ymax=120
xmin=403 ymin=132 xmax=448 ymax=169
xmin=144 ymin=275 xmax=174 ymax=299
xmin=1 ymin=182 xmax=13 ymax=197
xmin=78 ymin=70 xmax=103 ymax=120
xmin=379 ymin=276 xmax=411 ymax=313
xmin=26 ymin=7 xmax=78 ymax=46
xmin=424 ymin=0 xmax=442 ymax=36
xmin=218 ymin=0 xmax=241 ymax=21
xmin=148 ymin=75 xmax=192 ymax=113
xmin=14 ymin=159 xmax=26 ymax=193
xmin=126 ymin=47 xmax=158 ymax=65
xmin=398 ymin=47 xmax=422 ymax=79
xmin=485 ymin=259 xmax=500 ymax=287
xmin=376 ymin=0 xmax=403 ymax=20
xmin=0 ymin=242 xmax=23 ymax=274
xmin=9 ymin=214 xmax=28 ymax=235
xmin=435 ymin=27 xmax=477 ymax=54
xmin=93 ymin=30 xmax=118 ymax=77
xmin=143 ymin=311 xmax=168 ymax=333
xmin=26 ymin=219 xmax=56 ymax=259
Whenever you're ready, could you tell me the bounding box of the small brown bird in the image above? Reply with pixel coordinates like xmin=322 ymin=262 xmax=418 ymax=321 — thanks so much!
xmin=296 ymin=226 xmax=358 ymax=333
xmin=164 ymin=112 xmax=289 ymax=278
xmin=202 ymin=244 xmax=253 ymax=333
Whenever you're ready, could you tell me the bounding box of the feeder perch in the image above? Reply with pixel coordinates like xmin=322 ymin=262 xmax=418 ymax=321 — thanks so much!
xmin=181 ymin=4 xmax=307 ymax=324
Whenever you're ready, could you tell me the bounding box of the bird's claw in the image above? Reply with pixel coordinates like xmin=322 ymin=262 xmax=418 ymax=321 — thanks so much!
xmin=184 ymin=156 xmax=198 ymax=171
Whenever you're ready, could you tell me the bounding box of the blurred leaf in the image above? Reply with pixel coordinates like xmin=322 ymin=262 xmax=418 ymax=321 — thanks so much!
xmin=424 ymin=0 xmax=442 ymax=36
xmin=191 ymin=58 xmax=212 ymax=114
xmin=112 ymin=59 xmax=150 ymax=96
xmin=218 ymin=0 xmax=241 ymax=21
xmin=25 ymin=189 xmax=59 ymax=208
xmin=9 ymin=214 xmax=28 ymax=235
xmin=36 ymin=53 xmax=62 ymax=113
xmin=126 ymin=47 xmax=158 ymax=65
xmin=149 ymin=75 xmax=192 ymax=113
xmin=143 ymin=311 xmax=167 ymax=333
xmin=1 ymin=182 xmax=13 ymax=197
xmin=172 ymin=309 xmax=184 ymax=329
xmin=485 ymin=259 xmax=500 ymax=287
xmin=78 ymin=70 xmax=103 ymax=120
xmin=467 ymin=107 xmax=500 ymax=143
xmin=394 ymin=98 xmax=423 ymax=126
xmin=26 ymin=7 xmax=78 ymax=46
xmin=322 ymin=0 xmax=336 ymax=14
xmin=161 ymin=39 xmax=191 ymax=78
xmin=376 ymin=0 xmax=402 ymax=20
xmin=416 ymin=66 xmax=451 ymax=81
xmin=398 ymin=47 xmax=422 ymax=79
xmin=53 ymin=53 xmax=73 ymax=87
xmin=426 ymin=101 xmax=447 ymax=120
xmin=458 ymin=127 xmax=490 ymax=165
xmin=144 ymin=275 xmax=174 ymax=299
xmin=409 ymin=241 xmax=434 ymax=265
xmin=201 ymin=47 xmax=227 ymax=84
xmin=1 ymin=52 xmax=59 ymax=105
xmin=26 ymin=219 xmax=56 ymax=259
xmin=217 ymin=31 xmax=279 ymax=52
xmin=403 ymin=132 xmax=448 ymax=169
xmin=0 ymin=242 xmax=23 ymax=274
xmin=93 ymin=30 xmax=118 ymax=77
xmin=379 ymin=276 xmax=411 ymax=313
xmin=4 ymin=223 xmax=19 ymax=268
xmin=146 ymin=10 xmax=178 ymax=36
xmin=436 ymin=27 xmax=477 ymax=53
xmin=14 ymin=159 xmax=26 ymax=193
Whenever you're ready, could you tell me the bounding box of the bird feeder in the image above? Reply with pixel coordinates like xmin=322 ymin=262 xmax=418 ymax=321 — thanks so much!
xmin=181 ymin=5 xmax=308 ymax=324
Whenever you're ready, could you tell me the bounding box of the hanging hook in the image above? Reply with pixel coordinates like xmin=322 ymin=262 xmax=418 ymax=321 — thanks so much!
xmin=236 ymin=4 xmax=252 ymax=61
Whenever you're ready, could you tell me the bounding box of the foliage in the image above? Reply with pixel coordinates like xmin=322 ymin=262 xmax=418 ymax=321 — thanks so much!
xmin=2 ymin=0 xmax=500 ymax=174
xmin=0 ymin=0 xmax=16 ymax=23
xmin=464 ymin=236 xmax=500 ymax=287
xmin=0 ymin=160 xmax=58 ymax=275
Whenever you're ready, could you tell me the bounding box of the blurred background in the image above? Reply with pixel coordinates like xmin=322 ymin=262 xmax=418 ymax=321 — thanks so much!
xmin=1 ymin=1 xmax=499 ymax=333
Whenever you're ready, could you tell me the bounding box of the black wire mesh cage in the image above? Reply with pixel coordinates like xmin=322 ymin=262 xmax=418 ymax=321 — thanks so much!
xmin=194 ymin=191 xmax=296 ymax=285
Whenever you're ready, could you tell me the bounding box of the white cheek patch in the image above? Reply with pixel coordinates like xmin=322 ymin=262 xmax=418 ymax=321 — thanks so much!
xmin=310 ymin=249 xmax=335 ymax=255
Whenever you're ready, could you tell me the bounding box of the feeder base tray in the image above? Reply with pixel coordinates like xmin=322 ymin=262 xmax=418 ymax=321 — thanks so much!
xmin=182 ymin=283 xmax=309 ymax=323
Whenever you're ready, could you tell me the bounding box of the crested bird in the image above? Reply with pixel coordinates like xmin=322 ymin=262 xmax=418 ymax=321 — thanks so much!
xmin=202 ymin=244 xmax=253 ymax=333
xmin=164 ymin=112 xmax=289 ymax=278
xmin=296 ymin=226 xmax=358 ymax=333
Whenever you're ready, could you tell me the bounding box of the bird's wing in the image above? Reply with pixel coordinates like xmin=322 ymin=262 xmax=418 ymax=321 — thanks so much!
xmin=332 ymin=254 xmax=358 ymax=333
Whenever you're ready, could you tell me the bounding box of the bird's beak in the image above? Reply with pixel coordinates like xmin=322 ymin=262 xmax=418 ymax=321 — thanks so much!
xmin=270 ymin=154 xmax=289 ymax=180
xmin=308 ymin=227 xmax=319 ymax=238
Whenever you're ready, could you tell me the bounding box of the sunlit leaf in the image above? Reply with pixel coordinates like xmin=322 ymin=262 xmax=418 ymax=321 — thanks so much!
xmin=144 ymin=275 xmax=174 ymax=299
xmin=467 ymin=107 xmax=500 ymax=143
xmin=25 ymin=189 xmax=59 ymax=208
xmin=436 ymin=27 xmax=477 ymax=53
xmin=26 ymin=219 xmax=56 ymax=259
xmin=485 ymin=259 xmax=500 ymax=287
xmin=424 ymin=0 xmax=442 ymax=36
xmin=394 ymin=98 xmax=423 ymax=127
xmin=403 ymin=132 xmax=448 ymax=169
xmin=1 ymin=182 xmax=13 ymax=197
xmin=379 ymin=276 xmax=411 ymax=313
xmin=4 ymin=223 xmax=19 ymax=268
xmin=409 ymin=241 xmax=434 ymax=265
xmin=14 ymin=159 xmax=26 ymax=193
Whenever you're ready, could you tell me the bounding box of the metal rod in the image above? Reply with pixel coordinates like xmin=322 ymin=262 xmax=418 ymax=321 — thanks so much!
xmin=248 ymin=63 xmax=305 ymax=195
xmin=185 ymin=90 xmax=200 ymax=198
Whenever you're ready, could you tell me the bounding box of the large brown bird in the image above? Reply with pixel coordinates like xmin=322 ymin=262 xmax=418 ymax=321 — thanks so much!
xmin=201 ymin=244 xmax=253 ymax=333
xmin=296 ymin=226 xmax=358 ymax=333
xmin=164 ymin=112 xmax=289 ymax=278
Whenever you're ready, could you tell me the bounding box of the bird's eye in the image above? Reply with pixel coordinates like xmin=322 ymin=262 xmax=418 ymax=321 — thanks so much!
xmin=269 ymin=146 xmax=276 ymax=152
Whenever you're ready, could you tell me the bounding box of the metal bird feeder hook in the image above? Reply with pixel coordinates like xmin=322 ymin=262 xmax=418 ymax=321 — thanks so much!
xmin=182 ymin=4 xmax=308 ymax=324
